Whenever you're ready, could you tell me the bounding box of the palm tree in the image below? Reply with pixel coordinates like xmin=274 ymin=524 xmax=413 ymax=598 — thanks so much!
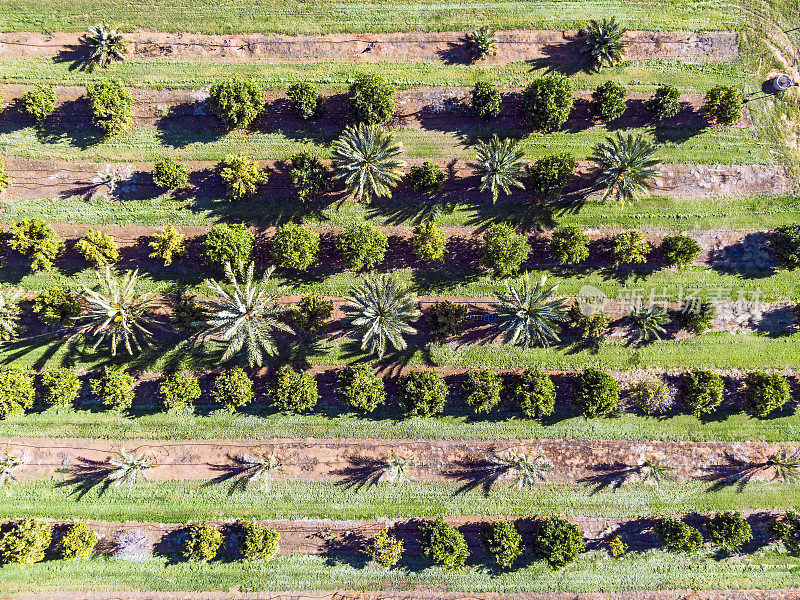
xmin=84 ymin=23 xmax=127 ymax=69
xmin=627 ymin=305 xmax=669 ymax=342
xmin=590 ymin=132 xmax=659 ymax=205
xmin=495 ymin=450 xmax=551 ymax=489
xmin=198 ymin=262 xmax=293 ymax=367
xmin=343 ymin=273 xmax=419 ymax=358
xmin=234 ymin=450 xmax=281 ymax=491
xmin=107 ymin=449 xmax=151 ymax=494
xmin=382 ymin=451 xmax=413 ymax=485
xmin=472 ymin=135 xmax=526 ymax=203
xmin=493 ymin=274 xmax=567 ymax=348
xmin=768 ymin=449 xmax=800 ymax=483
xmin=637 ymin=457 xmax=674 ymax=489
xmin=78 ymin=268 xmax=155 ymax=356
xmin=0 ymin=288 xmax=20 ymax=341
xmin=466 ymin=27 xmax=498 ymax=61
xmin=331 ymin=124 xmax=406 ymax=202
xmin=579 ymin=17 xmax=627 ymax=70
xmin=0 ymin=448 xmax=20 ymax=490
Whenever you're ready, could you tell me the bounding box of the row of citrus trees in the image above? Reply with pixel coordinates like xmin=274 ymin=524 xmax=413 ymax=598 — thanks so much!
xmin=0 ymin=363 xmax=794 ymax=421
xmin=1 ymin=511 xmax=798 ymax=570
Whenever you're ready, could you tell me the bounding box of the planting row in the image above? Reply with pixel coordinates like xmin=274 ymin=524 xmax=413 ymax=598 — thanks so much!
xmin=1 ymin=363 xmax=797 ymax=422
xmin=0 ymin=512 xmax=797 ymax=571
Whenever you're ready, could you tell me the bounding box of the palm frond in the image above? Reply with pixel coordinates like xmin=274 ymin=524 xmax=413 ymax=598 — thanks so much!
xmin=637 ymin=457 xmax=674 ymax=489
xmin=589 ymin=132 xmax=659 ymax=205
xmin=493 ymin=274 xmax=567 ymax=348
xmin=466 ymin=27 xmax=498 ymax=60
xmin=768 ymin=449 xmax=800 ymax=483
xmin=627 ymin=305 xmax=669 ymax=342
xmin=494 ymin=450 xmax=551 ymax=489
xmin=107 ymin=449 xmax=151 ymax=494
xmin=331 ymin=124 xmax=406 ymax=202
xmin=579 ymin=17 xmax=627 ymax=70
xmin=84 ymin=24 xmax=127 ymax=69
xmin=0 ymin=448 xmax=21 ymax=490
xmin=471 ymin=135 xmax=526 ymax=203
xmin=0 ymin=288 xmax=21 ymax=341
xmin=382 ymin=451 xmax=413 ymax=485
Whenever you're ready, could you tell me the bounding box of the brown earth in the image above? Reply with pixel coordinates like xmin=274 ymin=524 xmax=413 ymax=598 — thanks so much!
xmin=0 ymin=30 xmax=739 ymax=65
xmin=4 ymin=435 xmax=797 ymax=484
xmin=3 ymin=511 xmax=780 ymax=558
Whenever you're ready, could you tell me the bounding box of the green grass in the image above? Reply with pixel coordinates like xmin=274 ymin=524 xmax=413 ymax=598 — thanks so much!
xmin=0 ymin=0 xmax=742 ymax=34
xmin=0 ymin=58 xmax=749 ymax=91
xmin=0 ymin=123 xmax=769 ymax=164
xmin=2 ymin=548 xmax=800 ymax=594
xmin=2 ymin=391 xmax=799 ymax=441
xmin=4 ymin=478 xmax=799 ymax=522
xmin=5 ymin=194 xmax=800 ymax=232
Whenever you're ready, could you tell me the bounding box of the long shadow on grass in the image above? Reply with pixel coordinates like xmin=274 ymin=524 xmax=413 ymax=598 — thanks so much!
xmin=56 ymin=457 xmax=117 ymax=499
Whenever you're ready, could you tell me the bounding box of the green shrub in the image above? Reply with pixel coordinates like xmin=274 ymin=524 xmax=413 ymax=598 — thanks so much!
xmin=610 ymin=230 xmax=651 ymax=266
xmin=337 ymin=222 xmax=388 ymax=270
xmin=212 ymin=367 xmax=254 ymax=412
xmin=512 ymin=368 xmax=555 ymax=419
xmin=769 ymin=511 xmax=800 ymax=555
xmin=771 ymin=225 xmax=800 ymax=269
xmin=40 ymin=367 xmax=81 ymax=408
xmin=645 ymin=85 xmax=681 ymax=120
xmin=76 ymin=229 xmax=119 ymax=267
xmin=573 ymin=368 xmax=619 ymax=417
xmin=743 ymin=371 xmax=791 ymax=418
xmin=482 ymin=223 xmax=531 ymax=278
xmin=289 ymin=152 xmax=330 ymax=203
xmin=592 ymin=81 xmax=627 ymax=121
xmin=522 ymin=74 xmax=575 ymax=132
xmin=420 ymin=517 xmax=469 ymax=570
xmin=183 ymin=523 xmax=222 ymax=562
xmin=202 ymin=223 xmax=254 ymax=269
xmin=471 ymin=81 xmax=503 ymax=120
xmin=628 ymin=378 xmax=674 ymax=415
xmin=9 ymin=219 xmax=62 ymax=272
xmin=90 ymin=366 xmax=134 ymax=410
xmin=271 ymin=223 xmax=320 ymax=271
xmin=462 ymin=369 xmax=503 ymax=414
xmin=661 ymin=234 xmax=700 ymax=268
xmin=482 ymin=521 xmax=523 ymax=568
xmin=0 ymin=519 xmax=52 ymax=566
xmin=59 ymin=522 xmax=98 ymax=559
xmin=271 ymin=367 xmax=319 ymax=413
xmin=411 ymin=221 xmax=446 ymax=262
xmin=33 ymin=288 xmax=79 ymax=327
xmin=0 ymin=161 xmax=9 ymax=193
xmin=683 ymin=369 xmax=724 ymax=416
xmin=292 ymin=294 xmax=333 ymax=336
xmin=170 ymin=289 xmax=206 ymax=334
xmin=149 ymin=225 xmax=186 ymax=266
xmin=427 ymin=300 xmax=467 ymax=340
xmin=152 ymin=157 xmax=189 ymax=190
xmin=366 ymin=529 xmax=404 ymax=568
xmin=21 ymin=84 xmax=56 ymax=123
xmin=208 ymin=79 xmax=265 ymax=129
xmin=337 ymin=364 xmax=386 ymax=413
xmin=219 ymin=154 xmax=267 ymax=200
xmin=346 ymin=74 xmax=395 ymax=124
xmin=706 ymin=511 xmax=752 ymax=552
xmin=567 ymin=304 xmax=612 ymax=341
xmin=550 ymin=225 xmax=589 ymax=264
xmin=287 ymin=82 xmax=325 ymax=120
xmin=398 ymin=370 xmax=448 ymax=417
xmin=526 ymin=153 xmax=576 ymax=198
xmin=0 ymin=367 xmax=35 ymax=419
xmin=406 ymin=161 xmax=445 ymax=196
xmin=654 ymin=517 xmax=703 ymax=552
xmin=609 ymin=535 xmax=627 ymax=557
xmin=703 ymin=86 xmax=743 ymax=126
xmin=680 ymin=300 xmax=717 ymax=335
xmin=86 ymin=80 xmax=133 ymax=135
xmin=160 ymin=372 xmax=201 ymax=411
xmin=532 ymin=516 xmax=585 ymax=569
xmin=240 ymin=521 xmax=280 ymax=561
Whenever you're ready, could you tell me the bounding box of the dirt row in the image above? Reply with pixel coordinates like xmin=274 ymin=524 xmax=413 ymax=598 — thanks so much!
xmin=9 ymin=591 xmax=800 ymax=600
xmin=4 ymin=435 xmax=796 ymax=484
xmin=3 ymin=511 xmax=780 ymax=558
xmin=0 ymin=30 xmax=739 ymax=65
xmin=3 ymin=156 xmax=793 ymax=203
xmin=0 ymin=84 xmax=753 ymax=131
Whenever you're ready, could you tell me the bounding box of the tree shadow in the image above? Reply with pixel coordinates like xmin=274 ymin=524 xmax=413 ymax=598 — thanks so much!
xmin=53 ymin=44 xmax=91 ymax=71
xmin=33 ymin=98 xmax=105 ymax=149
xmin=56 ymin=457 xmax=116 ymax=499
xmin=321 ymin=529 xmax=369 ymax=569
xmin=578 ymin=461 xmax=641 ymax=493
xmin=707 ymin=231 xmax=776 ymax=279
xmin=331 ymin=455 xmax=387 ymax=491
xmin=699 ymin=452 xmax=776 ymax=492
xmin=445 ymin=453 xmax=513 ymax=496
xmin=203 ymin=454 xmax=271 ymax=496
xmin=524 ymin=38 xmax=588 ymax=76
xmin=155 ymin=102 xmax=228 ymax=148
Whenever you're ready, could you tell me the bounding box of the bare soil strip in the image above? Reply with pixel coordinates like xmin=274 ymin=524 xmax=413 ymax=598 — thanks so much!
xmin=0 ymin=511 xmax=779 ymax=556
xmin=0 ymin=84 xmax=753 ymax=129
xmin=0 ymin=30 xmax=738 ymax=65
xmin=3 ymin=157 xmax=792 ymax=202
xmin=7 ymin=592 xmax=800 ymax=600
xmin=4 ymin=435 xmax=795 ymax=484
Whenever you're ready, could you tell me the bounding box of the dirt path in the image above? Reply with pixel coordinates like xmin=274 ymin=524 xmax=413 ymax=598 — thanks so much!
xmin=2 ymin=157 xmax=792 ymax=202
xmin=3 ymin=511 xmax=780 ymax=557
xmin=0 ymin=30 xmax=738 ymax=65
xmin=4 ymin=435 xmax=796 ymax=484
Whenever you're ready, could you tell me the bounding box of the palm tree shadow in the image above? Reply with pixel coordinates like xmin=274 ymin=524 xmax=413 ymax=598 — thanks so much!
xmin=203 ymin=454 xmax=267 ymax=496
xmin=331 ymin=455 xmax=386 ymax=491
xmin=579 ymin=461 xmax=640 ymax=493
xmin=700 ymin=452 xmax=773 ymax=492
xmin=445 ymin=454 xmax=509 ymax=496
xmin=56 ymin=457 xmax=115 ymax=500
